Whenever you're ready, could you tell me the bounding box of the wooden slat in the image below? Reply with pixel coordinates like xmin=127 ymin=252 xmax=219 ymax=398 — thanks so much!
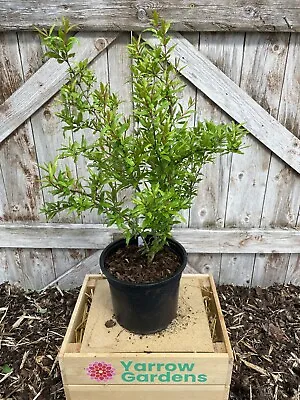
xmin=62 ymin=353 xmax=229 ymax=386
xmin=59 ymin=274 xmax=91 ymax=352
xmin=0 ymin=224 xmax=299 ymax=253
xmin=66 ymin=384 xmax=227 ymax=400
xmin=252 ymin=253 xmax=289 ymax=287
xmin=260 ymin=33 xmax=300 ymax=286
xmin=20 ymin=32 xmax=89 ymax=282
xmin=43 ymin=250 xmax=102 ymax=290
xmin=187 ymin=254 xmax=221 ymax=284
xmin=190 ymin=32 xmax=245 ymax=229
xmin=144 ymin=33 xmax=300 ymax=174
xmin=15 ymin=31 xmax=57 ymax=290
xmin=221 ymin=32 xmax=290 ymax=286
xmin=286 ymin=254 xmax=300 ymax=285
xmin=188 ymin=32 xmax=245 ymax=283
xmin=0 ymin=31 xmax=56 ymax=289
xmin=0 ymin=32 xmax=118 ymax=144
xmin=179 ymin=33 xmax=199 ymax=226
xmin=76 ymin=34 xmax=109 ymax=224
xmin=208 ymin=275 xmax=233 ymax=360
xmin=0 ymin=249 xmax=9 ymax=282
xmin=0 ymin=224 xmax=117 ymax=248
xmin=0 ymin=1 xmax=300 ymax=32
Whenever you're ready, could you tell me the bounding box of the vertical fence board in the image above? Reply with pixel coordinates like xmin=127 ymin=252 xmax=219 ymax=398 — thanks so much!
xmin=286 ymin=254 xmax=300 ymax=285
xmin=0 ymin=33 xmax=43 ymax=221
xmin=187 ymin=253 xmax=221 ymax=283
xmin=221 ymin=32 xmax=290 ymax=285
xmin=190 ymin=32 xmax=245 ymax=228
xmin=180 ymin=32 xmax=199 ymax=226
xmin=252 ymin=253 xmax=289 ymax=287
xmin=188 ymin=33 xmax=245 ymax=282
xmin=76 ymin=36 xmax=110 ymax=224
xmin=0 ymin=249 xmax=8 ymax=282
xmin=257 ymin=33 xmax=300 ymax=285
xmin=0 ymin=32 xmax=56 ymax=288
xmin=106 ymin=32 xmax=134 ymax=220
xmin=22 ymin=32 xmax=86 ymax=282
xmin=107 ymin=33 xmax=132 ymax=118
xmin=17 ymin=31 xmax=56 ymax=288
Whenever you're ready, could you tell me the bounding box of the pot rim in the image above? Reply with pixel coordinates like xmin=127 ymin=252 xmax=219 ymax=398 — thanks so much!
xmin=100 ymin=236 xmax=187 ymax=288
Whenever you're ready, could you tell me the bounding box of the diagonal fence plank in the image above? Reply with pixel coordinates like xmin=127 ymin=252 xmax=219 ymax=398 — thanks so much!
xmin=42 ymin=250 xmax=102 ymax=290
xmin=0 ymin=32 xmax=118 ymax=143
xmin=144 ymin=32 xmax=300 ymax=174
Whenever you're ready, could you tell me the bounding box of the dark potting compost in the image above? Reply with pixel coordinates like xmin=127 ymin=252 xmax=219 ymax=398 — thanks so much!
xmin=104 ymin=244 xmax=181 ymax=284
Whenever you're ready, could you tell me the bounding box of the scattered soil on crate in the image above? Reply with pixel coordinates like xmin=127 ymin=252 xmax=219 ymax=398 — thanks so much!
xmin=105 ymin=244 xmax=180 ymax=283
xmin=0 ymin=282 xmax=299 ymax=400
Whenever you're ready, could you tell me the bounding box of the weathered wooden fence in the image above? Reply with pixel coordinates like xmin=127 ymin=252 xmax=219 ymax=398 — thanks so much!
xmin=0 ymin=1 xmax=299 ymax=289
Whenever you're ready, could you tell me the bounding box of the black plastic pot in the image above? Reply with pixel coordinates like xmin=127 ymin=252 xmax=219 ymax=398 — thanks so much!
xmin=100 ymin=237 xmax=187 ymax=334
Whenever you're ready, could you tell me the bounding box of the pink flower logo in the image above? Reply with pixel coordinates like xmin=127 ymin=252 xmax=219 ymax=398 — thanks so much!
xmin=86 ymin=361 xmax=116 ymax=382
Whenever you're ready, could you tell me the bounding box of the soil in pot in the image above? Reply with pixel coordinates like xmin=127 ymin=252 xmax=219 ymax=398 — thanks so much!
xmin=100 ymin=238 xmax=187 ymax=335
xmin=105 ymin=244 xmax=181 ymax=283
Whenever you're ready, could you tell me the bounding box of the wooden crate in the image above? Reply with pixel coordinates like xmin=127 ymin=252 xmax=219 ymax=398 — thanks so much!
xmin=59 ymin=274 xmax=233 ymax=400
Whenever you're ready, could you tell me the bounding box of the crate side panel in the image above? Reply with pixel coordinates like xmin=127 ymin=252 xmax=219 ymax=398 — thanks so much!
xmin=60 ymin=353 xmax=229 ymax=385
xmin=67 ymin=384 xmax=227 ymax=400
xmin=60 ymin=275 xmax=97 ymax=355
xmin=208 ymin=275 xmax=233 ymax=360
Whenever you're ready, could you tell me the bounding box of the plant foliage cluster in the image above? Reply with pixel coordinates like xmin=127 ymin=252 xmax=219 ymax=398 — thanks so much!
xmin=38 ymin=15 xmax=246 ymax=261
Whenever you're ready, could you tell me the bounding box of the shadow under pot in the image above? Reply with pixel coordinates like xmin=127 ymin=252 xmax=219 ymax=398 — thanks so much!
xmin=99 ymin=237 xmax=187 ymax=335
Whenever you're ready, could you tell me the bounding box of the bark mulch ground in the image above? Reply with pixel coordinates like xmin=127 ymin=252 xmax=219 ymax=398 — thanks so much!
xmin=0 ymin=282 xmax=299 ymax=400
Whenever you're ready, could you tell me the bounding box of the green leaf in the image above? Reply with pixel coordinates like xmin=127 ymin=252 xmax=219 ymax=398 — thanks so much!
xmin=38 ymin=15 xmax=247 ymax=262
xmin=1 ymin=364 xmax=12 ymax=374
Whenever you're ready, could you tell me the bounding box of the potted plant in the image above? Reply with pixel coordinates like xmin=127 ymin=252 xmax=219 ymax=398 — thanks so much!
xmin=38 ymin=15 xmax=246 ymax=334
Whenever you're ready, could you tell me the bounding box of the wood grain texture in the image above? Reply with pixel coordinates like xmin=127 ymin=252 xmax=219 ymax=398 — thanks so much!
xmin=74 ymin=35 xmax=110 ymax=224
xmin=17 ymin=31 xmax=56 ymax=288
xmin=187 ymin=254 xmax=221 ymax=283
xmin=285 ymin=254 xmax=300 ymax=285
xmin=19 ymin=31 xmax=87 ymax=283
xmin=0 ymin=249 xmax=9 ymax=282
xmin=190 ymin=32 xmax=244 ymax=229
xmin=188 ymin=33 xmax=244 ymax=283
xmin=0 ymin=32 xmax=43 ymax=221
xmin=251 ymin=253 xmax=290 ymax=287
xmin=259 ymin=33 xmax=300 ymax=285
xmin=144 ymin=32 xmax=300 ymax=174
xmin=0 ymin=32 xmax=56 ymax=289
xmin=179 ymin=32 xmax=199 ymax=226
xmin=0 ymin=1 xmax=300 ymax=32
xmin=219 ymin=255 xmax=255 ymax=286
xmin=43 ymin=250 xmax=102 ymax=290
xmin=223 ymin=32 xmax=290 ymax=285
xmin=66 ymin=385 xmax=227 ymax=400
xmin=5 ymin=248 xmax=55 ymax=289
xmin=0 ymin=224 xmax=299 ymax=252
xmin=0 ymin=32 xmax=118 ymax=144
